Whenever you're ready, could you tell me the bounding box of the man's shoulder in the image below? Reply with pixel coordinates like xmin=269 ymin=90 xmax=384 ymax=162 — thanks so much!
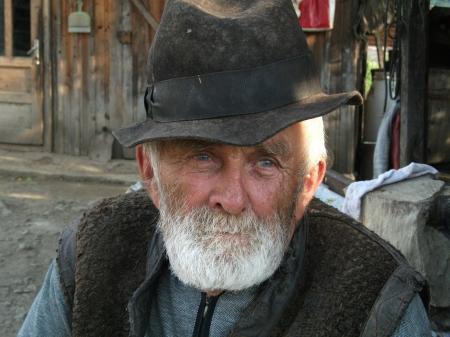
xmin=56 ymin=191 xmax=159 ymax=308
xmin=308 ymin=197 xmax=406 ymax=264
xmin=299 ymin=198 xmax=429 ymax=337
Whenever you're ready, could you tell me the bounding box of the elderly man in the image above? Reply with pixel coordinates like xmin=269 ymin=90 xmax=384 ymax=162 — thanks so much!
xmin=18 ymin=0 xmax=431 ymax=336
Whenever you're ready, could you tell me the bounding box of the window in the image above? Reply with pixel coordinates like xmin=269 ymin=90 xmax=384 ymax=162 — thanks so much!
xmin=13 ymin=0 xmax=30 ymax=56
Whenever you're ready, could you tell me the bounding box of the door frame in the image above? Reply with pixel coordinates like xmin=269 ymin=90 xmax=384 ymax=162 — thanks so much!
xmin=0 ymin=0 xmax=53 ymax=151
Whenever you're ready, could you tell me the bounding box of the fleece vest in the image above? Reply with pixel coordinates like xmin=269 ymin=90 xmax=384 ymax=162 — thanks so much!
xmin=57 ymin=191 xmax=428 ymax=337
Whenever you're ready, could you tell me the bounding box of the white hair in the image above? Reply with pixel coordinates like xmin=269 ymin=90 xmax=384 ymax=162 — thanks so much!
xmin=301 ymin=117 xmax=327 ymax=171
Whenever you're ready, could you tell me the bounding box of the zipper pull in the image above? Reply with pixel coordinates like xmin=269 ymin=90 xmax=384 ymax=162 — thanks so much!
xmin=203 ymin=296 xmax=210 ymax=318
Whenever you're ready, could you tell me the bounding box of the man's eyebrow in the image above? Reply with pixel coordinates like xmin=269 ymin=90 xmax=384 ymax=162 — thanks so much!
xmin=253 ymin=141 xmax=291 ymax=158
xmin=164 ymin=139 xmax=215 ymax=151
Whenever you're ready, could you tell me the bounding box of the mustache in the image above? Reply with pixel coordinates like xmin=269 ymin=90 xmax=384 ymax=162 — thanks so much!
xmin=160 ymin=204 xmax=283 ymax=235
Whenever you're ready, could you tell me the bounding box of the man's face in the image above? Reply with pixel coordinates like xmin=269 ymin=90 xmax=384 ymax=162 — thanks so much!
xmin=138 ymin=122 xmax=325 ymax=292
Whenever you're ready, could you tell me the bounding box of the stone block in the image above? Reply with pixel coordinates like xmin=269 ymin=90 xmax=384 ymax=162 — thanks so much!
xmin=361 ymin=176 xmax=449 ymax=308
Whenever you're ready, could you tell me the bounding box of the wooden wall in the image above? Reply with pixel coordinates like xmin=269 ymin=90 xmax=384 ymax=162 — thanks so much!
xmin=48 ymin=0 xmax=365 ymax=171
xmin=49 ymin=0 xmax=164 ymax=158
xmin=306 ymin=0 xmax=365 ymax=176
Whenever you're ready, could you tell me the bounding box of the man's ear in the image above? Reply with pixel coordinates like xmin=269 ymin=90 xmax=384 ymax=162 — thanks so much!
xmin=136 ymin=144 xmax=161 ymax=208
xmin=294 ymin=159 xmax=327 ymax=220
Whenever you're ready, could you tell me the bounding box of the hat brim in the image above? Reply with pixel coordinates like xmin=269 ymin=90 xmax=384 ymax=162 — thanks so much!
xmin=113 ymin=91 xmax=363 ymax=148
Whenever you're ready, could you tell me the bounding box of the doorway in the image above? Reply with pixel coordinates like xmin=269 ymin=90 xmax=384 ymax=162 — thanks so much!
xmin=0 ymin=0 xmax=43 ymax=145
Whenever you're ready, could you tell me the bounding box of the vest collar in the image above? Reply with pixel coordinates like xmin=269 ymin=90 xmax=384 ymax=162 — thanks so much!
xmin=128 ymin=217 xmax=307 ymax=337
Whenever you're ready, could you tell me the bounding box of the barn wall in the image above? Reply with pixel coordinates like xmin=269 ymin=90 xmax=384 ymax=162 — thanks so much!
xmin=306 ymin=0 xmax=365 ymax=175
xmin=50 ymin=0 xmax=164 ymax=158
xmin=49 ymin=0 xmax=364 ymax=169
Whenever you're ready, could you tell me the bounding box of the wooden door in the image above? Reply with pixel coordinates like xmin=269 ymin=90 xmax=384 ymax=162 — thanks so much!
xmin=0 ymin=0 xmax=42 ymax=145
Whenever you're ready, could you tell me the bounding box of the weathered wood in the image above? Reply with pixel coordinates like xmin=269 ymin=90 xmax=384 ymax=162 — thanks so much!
xmin=63 ymin=0 xmax=76 ymax=154
xmin=4 ymin=0 xmax=12 ymax=57
xmin=0 ymin=57 xmax=31 ymax=67
xmin=427 ymin=68 xmax=450 ymax=164
xmin=306 ymin=0 xmax=365 ymax=175
xmin=52 ymin=0 xmax=63 ymax=153
xmin=70 ymin=3 xmax=82 ymax=156
xmin=83 ymin=0 xmax=96 ymax=157
xmin=108 ymin=0 xmax=122 ymax=159
xmin=400 ymin=0 xmax=429 ymax=166
xmin=94 ymin=0 xmax=108 ymax=145
xmin=129 ymin=0 xmax=159 ymax=30
xmin=31 ymin=0 xmax=44 ymax=147
xmin=0 ymin=0 xmax=43 ymax=146
xmin=78 ymin=0 xmax=92 ymax=156
xmin=43 ymin=0 xmax=53 ymax=151
xmin=0 ymin=66 xmax=32 ymax=91
xmin=48 ymin=0 xmax=164 ymax=157
xmin=112 ymin=0 xmax=135 ymax=159
xmin=117 ymin=31 xmax=132 ymax=45
xmin=362 ymin=176 xmax=449 ymax=308
xmin=324 ymin=169 xmax=354 ymax=197
xmin=0 ymin=91 xmax=33 ymax=104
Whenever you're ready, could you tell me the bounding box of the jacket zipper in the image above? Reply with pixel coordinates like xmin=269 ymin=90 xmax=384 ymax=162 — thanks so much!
xmin=192 ymin=292 xmax=220 ymax=337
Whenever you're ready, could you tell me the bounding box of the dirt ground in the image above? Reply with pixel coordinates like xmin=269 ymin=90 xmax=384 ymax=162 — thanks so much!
xmin=0 ymin=173 xmax=127 ymax=337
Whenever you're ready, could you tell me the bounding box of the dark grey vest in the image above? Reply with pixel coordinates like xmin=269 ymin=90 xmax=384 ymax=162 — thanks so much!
xmin=57 ymin=191 xmax=428 ymax=337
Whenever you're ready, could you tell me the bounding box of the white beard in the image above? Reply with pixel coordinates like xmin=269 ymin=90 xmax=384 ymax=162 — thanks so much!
xmin=157 ymin=202 xmax=291 ymax=292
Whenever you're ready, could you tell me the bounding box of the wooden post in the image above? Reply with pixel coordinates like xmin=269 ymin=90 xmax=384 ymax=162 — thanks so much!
xmin=4 ymin=0 xmax=12 ymax=57
xmin=400 ymin=0 xmax=429 ymax=166
xmin=308 ymin=0 xmax=364 ymax=175
xmin=43 ymin=0 xmax=53 ymax=152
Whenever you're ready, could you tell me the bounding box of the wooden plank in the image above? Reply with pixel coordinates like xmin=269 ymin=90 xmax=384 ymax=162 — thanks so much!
xmin=4 ymin=0 xmax=12 ymax=57
xmin=43 ymin=0 xmax=53 ymax=151
xmin=63 ymin=0 xmax=76 ymax=154
xmin=92 ymin=0 xmax=118 ymax=160
xmin=133 ymin=0 xmax=152 ymax=119
xmin=400 ymin=0 xmax=429 ymax=166
xmin=78 ymin=0 xmax=92 ymax=156
xmin=31 ymin=0 xmax=44 ymax=146
xmin=0 ymin=67 xmax=32 ymax=91
xmin=70 ymin=6 xmax=82 ymax=156
xmin=0 ymin=102 xmax=33 ymax=129
xmin=83 ymin=0 xmax=96 ymax=156
xmin=129 ymin=0 xmax=159 ymax=30
xmin=427 ymin=69 xmax=450 ymax=164
xmin=53 ymin=0 xmax=64 ymax=153
xmin=115 ymin=0 xmax=135 ymax=159
xmin=312 ymin=0 xmax=364 ymax=175
xmin=91 ymin=0 xmax=109 ymax=159
xmin=0 ymin=56 xmax=33 ymax=67
xmin=0 ymin=91 xmax=33 ymax=103
xmin=108 ymin=0 xmax=121 ymax=133
xmin=324 ymin=169 xmax=354 ymax=197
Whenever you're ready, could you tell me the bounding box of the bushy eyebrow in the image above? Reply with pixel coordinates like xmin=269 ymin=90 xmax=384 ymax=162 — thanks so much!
xmin=161 ymin=139 xmax=214 ymax=153
xmin=162 ymin=139 xmax=291 ymax=160
xmin=253 ymin=141 xmax=291 ymax=159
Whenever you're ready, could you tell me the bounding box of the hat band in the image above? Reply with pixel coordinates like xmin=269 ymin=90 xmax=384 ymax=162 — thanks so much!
xmin=145 ymin=54 xmax=321 ymax=122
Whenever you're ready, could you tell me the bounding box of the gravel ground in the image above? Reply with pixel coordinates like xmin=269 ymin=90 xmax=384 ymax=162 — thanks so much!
xmin=0 ymin=173 xmax=126 ymax=337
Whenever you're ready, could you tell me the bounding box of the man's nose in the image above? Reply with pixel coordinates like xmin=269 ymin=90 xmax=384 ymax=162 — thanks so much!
xmin=208 ymin=166 xmax=248 ymax=215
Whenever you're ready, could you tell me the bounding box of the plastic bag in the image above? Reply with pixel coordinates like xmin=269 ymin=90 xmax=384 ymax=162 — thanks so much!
xmin=299 ymin=0 xmax=335 ymax=31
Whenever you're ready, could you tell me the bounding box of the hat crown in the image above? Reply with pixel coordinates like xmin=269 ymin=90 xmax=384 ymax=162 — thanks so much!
xmin=148 ymin=0 xmax=309 ymax=83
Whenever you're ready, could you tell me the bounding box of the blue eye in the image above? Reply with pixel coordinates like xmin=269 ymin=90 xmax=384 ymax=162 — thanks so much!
xmin=258 ymin=159 xmax=275 ymax=168
xmin=195 ymin=153 xmax=211 ymax=161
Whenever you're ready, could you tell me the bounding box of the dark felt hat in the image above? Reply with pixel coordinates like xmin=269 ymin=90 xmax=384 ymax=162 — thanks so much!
xmin=113 ymin=0 xmax=363 ymax=147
